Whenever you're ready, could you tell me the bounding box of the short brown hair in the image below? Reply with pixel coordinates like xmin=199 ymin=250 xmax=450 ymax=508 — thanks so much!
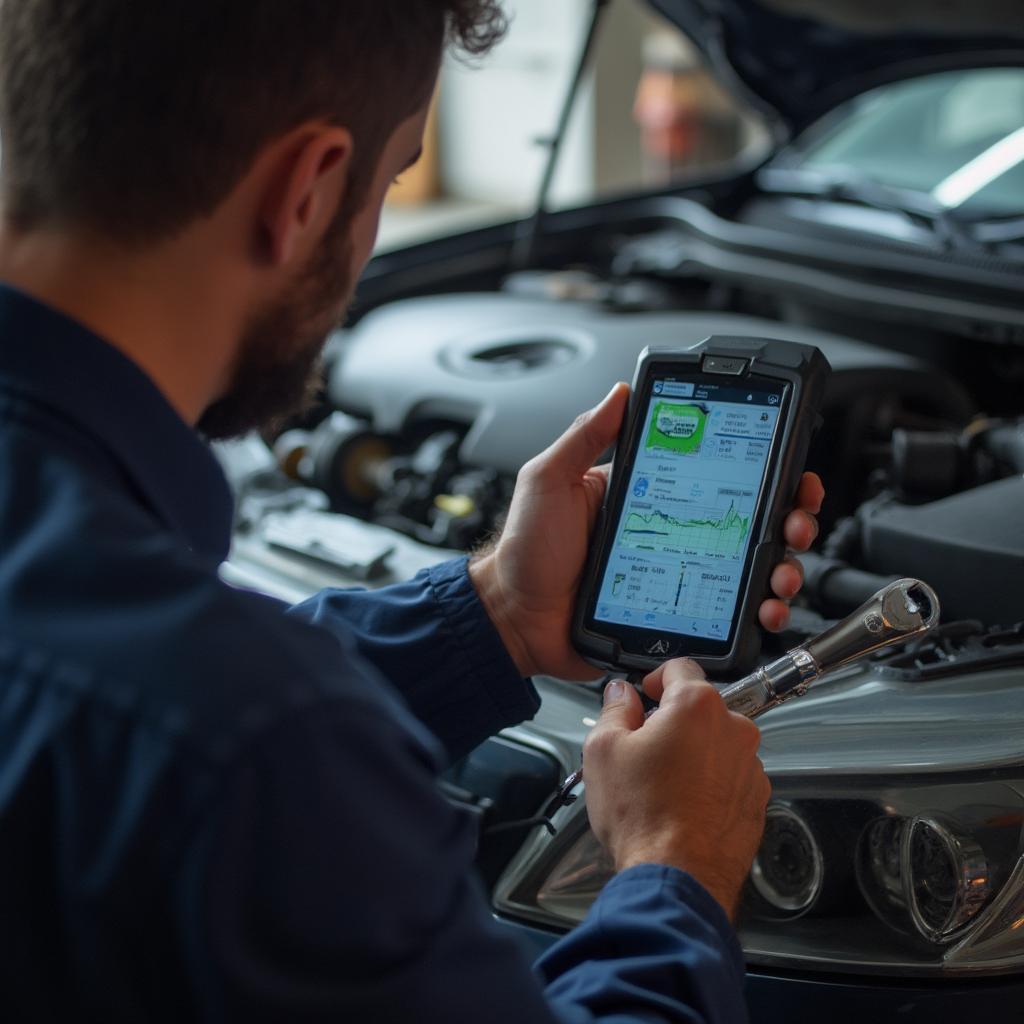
xmin=0 ymin=1 xmax=505 ymax=242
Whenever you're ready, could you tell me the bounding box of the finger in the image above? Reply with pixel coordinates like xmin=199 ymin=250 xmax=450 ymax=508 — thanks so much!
xmin=581 ymin=464 xmax=613 ymax=529
xmin=642 ymin=656 xmax=706 ymax=703
xmin=539 ymin=383 xmax=629 ymax=479
xmin=796 ymin=472 xmax=825 ymax=514
xmin=783 ymin=508 xmax=818 ymax=551
xmin=593 ymin=678 xmax=645 ymax=734
xmin=758 ymin=597 xmax=791 ymax=633
xmin=769 ymin=556 xmax=804 ymax=601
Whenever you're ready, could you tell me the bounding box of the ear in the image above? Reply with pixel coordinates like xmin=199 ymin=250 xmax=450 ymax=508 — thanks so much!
xmin=257 ymin=124 xmax=353 ymax=267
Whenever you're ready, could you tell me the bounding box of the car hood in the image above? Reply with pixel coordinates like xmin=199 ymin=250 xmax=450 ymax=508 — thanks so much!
xmin=647 ymin=0 xmax=1024 ymax=136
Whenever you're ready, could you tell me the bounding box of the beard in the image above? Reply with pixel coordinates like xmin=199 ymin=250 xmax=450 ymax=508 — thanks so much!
xmin=197 ymin=208 xmax=356 ymax=441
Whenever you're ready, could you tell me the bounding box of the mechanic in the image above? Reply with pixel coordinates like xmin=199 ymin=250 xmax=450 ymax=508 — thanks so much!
xmin=0 ymin=2 xmax=822 ymax=1022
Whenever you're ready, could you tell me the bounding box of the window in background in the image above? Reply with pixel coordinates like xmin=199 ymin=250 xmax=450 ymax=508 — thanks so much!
xmin=375 ymin=0 xmax=766 ymax=254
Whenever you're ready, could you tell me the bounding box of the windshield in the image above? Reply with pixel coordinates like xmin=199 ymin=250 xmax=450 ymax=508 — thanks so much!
xmin=794 ymin=68 xmax=1024 ymax=218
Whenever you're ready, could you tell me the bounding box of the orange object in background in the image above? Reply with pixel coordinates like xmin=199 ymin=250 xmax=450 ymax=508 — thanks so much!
xmin=633 ymin=67 xmax=703 ymax=162
xmin=386 ymin=92 xmax=440 ymax=206
xmin=632 ymin=32 xmax=741 ymax=183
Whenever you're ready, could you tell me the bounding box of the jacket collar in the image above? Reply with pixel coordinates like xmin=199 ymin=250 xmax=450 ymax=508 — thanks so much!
xmin=0 ymin=283 xmax=234 ymax=564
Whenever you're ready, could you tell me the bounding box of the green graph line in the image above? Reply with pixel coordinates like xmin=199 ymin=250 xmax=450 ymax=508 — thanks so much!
xmin=623 ymin=503 xmax=750 ymax=554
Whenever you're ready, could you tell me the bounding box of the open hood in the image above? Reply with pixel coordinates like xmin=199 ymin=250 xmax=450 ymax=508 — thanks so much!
xmin=647 ymin=0 xmax=1024 ymax=136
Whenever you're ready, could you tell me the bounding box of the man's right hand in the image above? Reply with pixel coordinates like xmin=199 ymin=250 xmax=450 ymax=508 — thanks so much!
xmin=582 ymin=658 xmax=771 ymax=920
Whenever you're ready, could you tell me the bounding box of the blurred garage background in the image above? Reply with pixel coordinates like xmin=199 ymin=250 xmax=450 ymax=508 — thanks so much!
xmin=377 ymin=0 xmax=769 ymax=252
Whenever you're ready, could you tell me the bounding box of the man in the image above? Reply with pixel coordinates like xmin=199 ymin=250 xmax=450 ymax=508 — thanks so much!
xmin=0 ymin=2 xmax=822 ymax=1021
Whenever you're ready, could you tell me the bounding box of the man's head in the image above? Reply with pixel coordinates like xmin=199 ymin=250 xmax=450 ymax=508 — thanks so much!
xmin=0 ymin=1 xmax=505 ymax=436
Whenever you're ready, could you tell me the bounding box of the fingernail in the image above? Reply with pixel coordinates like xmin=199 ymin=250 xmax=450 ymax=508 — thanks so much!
xmin=603 ymin=680 xmax=627 ymax=705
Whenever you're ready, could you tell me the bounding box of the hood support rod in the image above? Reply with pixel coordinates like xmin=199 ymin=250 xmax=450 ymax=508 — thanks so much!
xmin=510 ymin=0 xmax=611 ymax=272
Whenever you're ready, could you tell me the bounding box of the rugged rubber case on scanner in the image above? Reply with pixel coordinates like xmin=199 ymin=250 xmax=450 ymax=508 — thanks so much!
xmin=571 ymin=336 xmax=831 ymax=678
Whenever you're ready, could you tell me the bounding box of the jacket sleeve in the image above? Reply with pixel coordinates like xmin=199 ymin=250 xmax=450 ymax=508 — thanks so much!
xmin=174 ymin=698 xmax=748 ymax=1024
xmin=286 ymin=557 xmax=540 ymax=762
xmin=538 ymin=865 xmax=750 ymax=1024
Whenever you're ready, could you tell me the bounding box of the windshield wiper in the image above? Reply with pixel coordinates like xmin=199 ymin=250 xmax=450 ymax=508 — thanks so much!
xmin=758 ymin=166 xmax=979 ymax=251
xmin=874 ymin=621 xmax=1024 ymax=682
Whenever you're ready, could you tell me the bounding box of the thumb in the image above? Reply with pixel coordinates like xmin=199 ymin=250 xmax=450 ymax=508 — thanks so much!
xmin=544 ymin=382 xmax=629 ymax=478
xmin=595 ymin=678 xmax=645 ymax=733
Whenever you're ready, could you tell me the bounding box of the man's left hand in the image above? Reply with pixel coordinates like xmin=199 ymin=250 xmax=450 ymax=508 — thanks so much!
xmin=469 ymin=382 xmax=824 ymax=680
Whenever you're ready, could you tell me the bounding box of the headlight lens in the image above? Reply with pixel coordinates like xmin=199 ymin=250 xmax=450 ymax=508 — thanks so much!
xmin=749 ymin=805 xmax=824 ymax=917
xmin=858 ymin=813 xmax=992 ymax=942
xmin=905 ymin=816 xmax=990 ymax=942
xmin=493 ymin=777 xmax=1024 ymax=976
xmin=859 ymin=816 xmax=907 ymax=917
xmin=535 ymin=827 xmax=614 ymax=921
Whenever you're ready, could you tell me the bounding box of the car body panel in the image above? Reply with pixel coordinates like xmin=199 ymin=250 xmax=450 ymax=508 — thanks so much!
xmin=646 ymin=0 xmax=1024 ymax=136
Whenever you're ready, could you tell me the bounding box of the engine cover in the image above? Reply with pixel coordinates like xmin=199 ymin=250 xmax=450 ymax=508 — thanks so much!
xmin=332 ymin=294 xmax=973 ymax=473
xmin=862 ymin=477 xmax=1024 ymax=627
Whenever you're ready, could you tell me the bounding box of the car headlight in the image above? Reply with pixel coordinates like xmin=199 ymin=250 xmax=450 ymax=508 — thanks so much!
xmin=858 ymin=814 xmax=991 ymax=943
xmin=748 ymin=804 xmax=826 ymax=918
xmin=534 ymin=825 xmax=615 ymax=922
xmin=493 ymin=775 xmax=1024 ymax=977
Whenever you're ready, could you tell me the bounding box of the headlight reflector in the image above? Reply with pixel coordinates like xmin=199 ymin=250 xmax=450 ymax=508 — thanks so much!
xmin=905 ymin=816 xmax=990 ymax=942
xmin=750 ymin=805 xmax=824 ymax=917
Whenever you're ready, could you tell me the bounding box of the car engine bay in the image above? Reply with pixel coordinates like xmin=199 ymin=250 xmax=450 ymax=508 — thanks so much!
xmin=219 ymin=204 xmax=1024 ymax=977
xmin=228 ymin=243 xmax=1024 ymax=636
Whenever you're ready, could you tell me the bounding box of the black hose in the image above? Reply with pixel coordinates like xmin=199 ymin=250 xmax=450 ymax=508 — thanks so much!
xmin=797 ymin=552 xmax=900 ymax=618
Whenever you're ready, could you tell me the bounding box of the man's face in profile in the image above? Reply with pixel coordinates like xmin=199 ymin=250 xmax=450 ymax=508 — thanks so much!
xmin=197 ymin=103 xmax=431 ymax=441
xmin=196 ymin=203 xmax=355 ymax=442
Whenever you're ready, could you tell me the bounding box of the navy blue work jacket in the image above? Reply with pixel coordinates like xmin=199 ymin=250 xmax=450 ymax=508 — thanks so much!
xmin=0 ymin=284 xmax=747 ymax=1022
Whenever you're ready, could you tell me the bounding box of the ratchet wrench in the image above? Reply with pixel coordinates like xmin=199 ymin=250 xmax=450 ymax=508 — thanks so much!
xmin=555 ymin=578 xmax=940 ymax=805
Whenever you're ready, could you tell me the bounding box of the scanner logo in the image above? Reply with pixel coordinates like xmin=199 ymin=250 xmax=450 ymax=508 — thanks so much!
xmin=647 ymin=638 xmax=673 ymax=656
